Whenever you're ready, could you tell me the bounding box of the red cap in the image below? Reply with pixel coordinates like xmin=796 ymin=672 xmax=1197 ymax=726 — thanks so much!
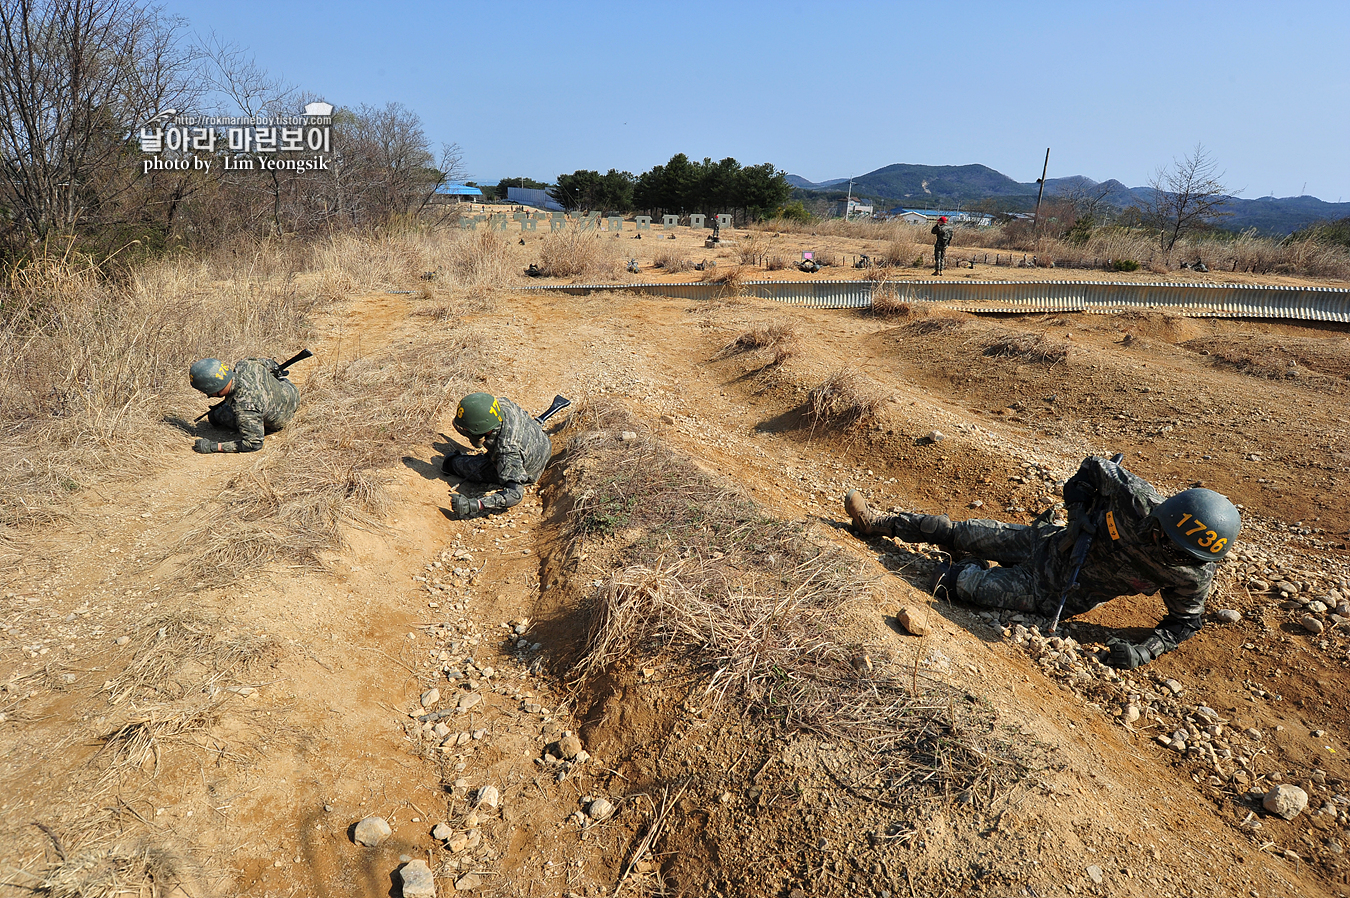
xmin=939 ymin=216 xmax=948 ymax=222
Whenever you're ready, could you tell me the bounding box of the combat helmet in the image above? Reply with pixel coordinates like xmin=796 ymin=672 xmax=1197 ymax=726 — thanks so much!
xmin=454 ymin=393 xmax=503 ymax=437
xmin=1148 ymin=488 xmax=1241 ymax=563
xmin=189 ymin=359 xmax=234 ymax=395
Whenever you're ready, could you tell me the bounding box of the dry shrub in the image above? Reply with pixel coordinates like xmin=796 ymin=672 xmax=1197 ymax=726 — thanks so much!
xmin=309 ymin=230 xmax=427 ymax=297
xmin=539 ymin=225 xmax=622 ymax=280
xmin=870 ymin=282 xmax=928 ymax=318
xmin=707 ymin=264 xmax=748 ymax=297
xmin=807 ymin=369 xmax=886 ymax=434
xmin=652 ymin=249 xmax=693 ymax=273
xmin=737 ymin=233 xmax=768 ymax=266
xmin=442 ymin=228 xmax=517 ymax=289
xmin=814 ymin=249 xmax=841 ymax=267
xmin=0 ymin=249 xmax=315 ymax=540
xmin=764 ymin=253 xmax=788 ymax=271
xmin=173 ymin=339 xmax=481 ymax=585
xmin=557 ymin=400 xmax=1032 ymax=807
xmin=883 ymin=237 xmax=922 ymax=267
xmin=904 ymin=313 xmax=967 ymax=336
xmin=716 ymin=322 xmax=798 ymax=365
xmin=980 ymin=330 xmax=1070 ymax=365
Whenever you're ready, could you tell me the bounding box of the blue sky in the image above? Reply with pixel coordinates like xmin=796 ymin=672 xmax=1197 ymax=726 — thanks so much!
xmin=165 ymin=0 xmax=1350 ymax=202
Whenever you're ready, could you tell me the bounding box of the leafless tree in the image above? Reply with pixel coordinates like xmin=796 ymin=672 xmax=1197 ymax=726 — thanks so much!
xmin=336 ymin=101 xmax=439 ymax=224
xmin=0 ymin=0 xmax=196 ymax=243
xmin=198 ymin=33 xmax=298 ymax=234
xmin=1062 ymin=180 xmax=1115 ymax=225
xmin=1145 ymin=143 xmax=1234 ymax=252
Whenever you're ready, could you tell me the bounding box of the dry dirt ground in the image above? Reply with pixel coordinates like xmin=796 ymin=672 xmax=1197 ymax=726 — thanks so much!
xmin=3 ymin=221 xmax=1350 ymax=898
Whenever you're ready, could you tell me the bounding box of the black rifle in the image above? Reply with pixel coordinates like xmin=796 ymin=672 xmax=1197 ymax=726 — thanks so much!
xmin=535 ymin=394 xmax=571 ymax=424
xmin=195 ymin=349 xmax=313 ymax=423
xmin=1048 ymin=452 xmax=1125 ymax=634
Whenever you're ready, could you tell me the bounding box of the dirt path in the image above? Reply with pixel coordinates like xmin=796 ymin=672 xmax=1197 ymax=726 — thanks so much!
xmin=4 ymin=269 xmax=1350 ymax=897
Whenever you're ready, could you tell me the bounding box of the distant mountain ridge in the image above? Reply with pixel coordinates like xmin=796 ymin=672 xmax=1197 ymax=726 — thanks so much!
xmin=788 ymin=164 xmax=1350 ymax=235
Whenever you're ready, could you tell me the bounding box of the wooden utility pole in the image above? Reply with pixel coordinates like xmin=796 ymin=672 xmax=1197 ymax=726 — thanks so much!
xmin=1032 ymin=148 xmax=1050 ymax=230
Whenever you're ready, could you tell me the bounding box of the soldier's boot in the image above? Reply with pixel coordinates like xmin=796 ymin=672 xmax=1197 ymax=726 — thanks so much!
xmin=844 ymin=491 xmax=951 ymax=545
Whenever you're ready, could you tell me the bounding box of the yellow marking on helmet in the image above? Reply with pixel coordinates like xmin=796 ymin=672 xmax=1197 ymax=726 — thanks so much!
xmin=489 ymin=398 xmax=501 ymax=422
xmin=1105 ymin=510 xmax=1120 ymax=541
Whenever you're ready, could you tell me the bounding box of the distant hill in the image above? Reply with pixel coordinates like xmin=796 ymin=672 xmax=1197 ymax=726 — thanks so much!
xmin=785 ymin=175 xmax=849 ymax=190
xmin=787 ymin=164 xmax=1350 ymax=235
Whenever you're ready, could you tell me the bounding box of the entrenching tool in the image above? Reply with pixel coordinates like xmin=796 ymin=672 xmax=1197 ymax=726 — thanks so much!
xmin=1048 ymin=452 xmax=1125 ymax=634
xmin=535 ymin=394 xmax=571 ymax=424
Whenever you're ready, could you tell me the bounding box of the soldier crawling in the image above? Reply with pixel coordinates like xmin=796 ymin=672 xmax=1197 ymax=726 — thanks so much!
xmin=189 ymin=357 xmax=300 ymax=453
xmin=843 ymin=455 xmax=1242 ymax=669
xmin=442 ymin=392 xmax=553 ymax=519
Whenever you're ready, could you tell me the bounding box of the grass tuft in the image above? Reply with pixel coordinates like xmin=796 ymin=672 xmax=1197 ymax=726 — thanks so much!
xmin=806 ymin=369 xmax=886 ymax=434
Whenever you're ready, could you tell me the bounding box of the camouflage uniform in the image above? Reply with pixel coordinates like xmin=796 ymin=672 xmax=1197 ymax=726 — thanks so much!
xmin=205 ymin=358 xmax=300 ymax=452
xmin=911 ymin=457 xmax=1213 ymax=655
xmin=931 ymin=222 xmax=954 ymax=274
xmin=446 ymin=397 xmax=552 ymax=511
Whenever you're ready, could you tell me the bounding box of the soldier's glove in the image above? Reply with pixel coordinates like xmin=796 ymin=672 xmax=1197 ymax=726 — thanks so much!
xmin=1103 ymin=636 xmax=1162 ymax=670
xmin=193 ymin=438 xmax=220 ymax=454
xmin=451 ymin=494 xmax=486 ymax=520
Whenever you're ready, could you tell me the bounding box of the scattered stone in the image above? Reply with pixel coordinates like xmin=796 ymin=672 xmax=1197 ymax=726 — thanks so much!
xmin=454 ymin=872 xmax=483 ymax=891
xmin=114 ymin=635 xmax=131 ymax=646
xmin=928 ymin=430 xmax=944 ymax=443
xmin=1301 ymin=615 xmax=1325 ymax=635
xmin=458 ymin=693 xmax=482 ymax=712
xmin=476 ymin=785 xmax=500 ymax=809
xmin=619 ymin=431 xmax=638 ymax=441
xmin=432 ymin=823 xmax=453 ymax=840
xmin=1086 ymin=865 xmax=1104 ymax=884
xmin=1248 ymin=579 xmax=1270 ymax=591
xmin=587 ymin=797 xmax=615 ymax=821
xmin=354 ymin=816 xmax=392 ymax=847
xmin=896 ymin=605 xmax=930 ymax=636
xmin=660 ymin=414 xmax=676 ymax=425
xmin=558 ymin=732 xmax=583 ymax=760
xmin=1214 ymin=609 xmax=1242 ymax=624
xmin=399 ymin=859 xmax=436 ymax=898
xmin=1309 ymin=600 xmax=1329 ymax=614
xmin=1276 ymin=580 xmax=1300 ymax=595
xmin=1163 ymin=679 xmax=1183 ymax=695
xmin=421 ymin=688 xmax=441 ymax=708
xmin=1122 ymin=704 xmax=1141 ymax=724
xmin=1264 ymin=784 xmax=1309 ymax=820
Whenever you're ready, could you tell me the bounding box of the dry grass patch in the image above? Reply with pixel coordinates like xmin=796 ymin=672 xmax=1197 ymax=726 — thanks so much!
xmin=715 ymin=322 xmax=798 ymax=365
xmin=538 ymin=226 xmax=622 ymax=280
xmin=0 ymin=249 xmax=316 ymax=544
xmin=173 ymin=339 xmax=484 ymax=585
xmin=30 ymin=844 xmax=193 ymax=898
xmin=806 ymin=368 xmax=887 ymax=434
xmin=554 ymin=400 xmax=1034 ymax=809
xmin=651 ymin=249 xmax=693 ymax=273
xmin=979 ymin=330 xmax=1070 ymax=365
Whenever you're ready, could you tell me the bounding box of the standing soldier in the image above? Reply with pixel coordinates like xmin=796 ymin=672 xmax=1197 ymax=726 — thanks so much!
xmin=842 ymin=455 xmax=1242 ymax=669
xmin=931 ymin=215 xmax=954 ymax=275
xmin=442 ymin=393 xmax=553 ymax=519
xmin=189 ymin=357 xmax=300 ymax=453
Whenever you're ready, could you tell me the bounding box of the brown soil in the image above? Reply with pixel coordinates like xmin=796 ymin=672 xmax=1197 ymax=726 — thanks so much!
xmin=3 ymin=223 xmax=1350 ymax=898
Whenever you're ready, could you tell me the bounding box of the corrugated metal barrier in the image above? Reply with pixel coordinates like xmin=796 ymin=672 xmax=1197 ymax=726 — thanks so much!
xmin=518 ymin=279 xmax=1350 ymax=322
